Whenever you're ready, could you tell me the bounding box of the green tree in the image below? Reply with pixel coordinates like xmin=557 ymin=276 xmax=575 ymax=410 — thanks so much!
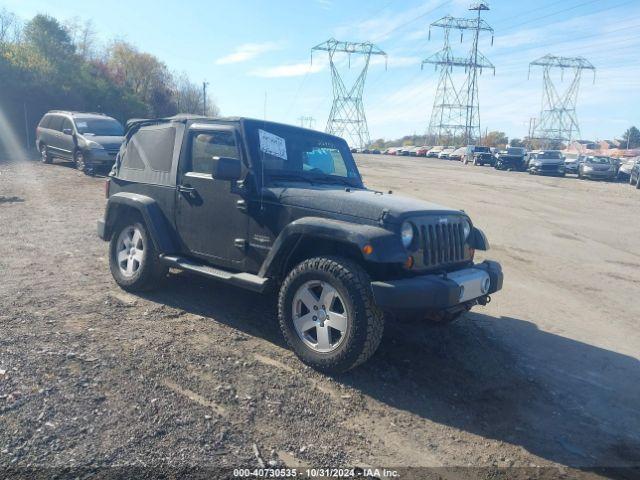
xmin=483 ymin=131 xmax=508 ymax=148
xmin=620 ymin=126 xmax=640 ymax=149
xmin=509 ymin=138 xmax=524 ymax=147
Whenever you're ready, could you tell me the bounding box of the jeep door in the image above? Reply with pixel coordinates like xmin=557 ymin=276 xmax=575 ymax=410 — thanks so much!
xmin=176 ymin=125 xmax=248 ymax=267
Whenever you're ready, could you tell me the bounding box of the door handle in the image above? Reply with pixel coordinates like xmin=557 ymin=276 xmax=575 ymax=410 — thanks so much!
xmin=178 ymin=185 xmax=197 ymax=199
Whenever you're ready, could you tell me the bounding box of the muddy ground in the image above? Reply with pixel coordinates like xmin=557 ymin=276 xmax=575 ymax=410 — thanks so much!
xmin=0 ymin=152 xmax=639 ymax=479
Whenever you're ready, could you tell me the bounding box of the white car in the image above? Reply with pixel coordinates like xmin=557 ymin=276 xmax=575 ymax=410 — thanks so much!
xmin=618 ymin=157 xmax=639 ymax=180
xmin=438 ymin=148 xmax=455 ymax=159
xmin=427 ymin=146 xmax=444 ymax=157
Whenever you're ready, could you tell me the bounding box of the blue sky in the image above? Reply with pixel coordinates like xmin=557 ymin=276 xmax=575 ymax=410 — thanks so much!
xmin=5 ymin=0 xmax=640 ymax=141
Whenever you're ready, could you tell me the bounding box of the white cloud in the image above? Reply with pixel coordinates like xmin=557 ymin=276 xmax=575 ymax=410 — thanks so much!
xmin=215 ymin=42 xmax=280 ymax=65
xmin=250 ymin=60 xmax=326 ymax=78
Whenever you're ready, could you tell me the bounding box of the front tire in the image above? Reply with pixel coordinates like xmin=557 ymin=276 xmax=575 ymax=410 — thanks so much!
xmin=109 ymin=221 xmax=167 ymax=292
xmin=74 ymin=150 xmax=89 ymax=174
xmin=40 ymin=144 xmax=52 ymax=164
xmin=278 ymin=256 xmax=384 ymax=373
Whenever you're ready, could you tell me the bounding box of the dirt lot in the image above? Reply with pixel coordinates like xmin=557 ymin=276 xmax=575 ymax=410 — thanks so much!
xmin=1 ymin=152 xmax=639 ymax=478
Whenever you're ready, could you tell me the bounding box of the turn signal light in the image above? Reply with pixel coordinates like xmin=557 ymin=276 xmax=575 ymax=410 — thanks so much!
xmin=404 ymin=255 xmax=414 ymax=269
xmin=362 ymin=244 xmax=374 ymax=255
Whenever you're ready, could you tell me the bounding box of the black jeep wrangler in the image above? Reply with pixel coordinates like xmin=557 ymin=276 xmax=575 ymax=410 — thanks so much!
xmin=97 ymin=115 xmax=503 ymax=372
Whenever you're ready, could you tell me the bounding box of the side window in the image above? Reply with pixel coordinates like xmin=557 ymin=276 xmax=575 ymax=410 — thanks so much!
xmin=61 ymin=118 xmax=73 ymax=133
xmin=190 ymin=130 xmax=239 ymax=174
xmin=39 ymin=115 xmax=51 ymax=128
xmin=49 ymin=115 xmax=64 ymax=132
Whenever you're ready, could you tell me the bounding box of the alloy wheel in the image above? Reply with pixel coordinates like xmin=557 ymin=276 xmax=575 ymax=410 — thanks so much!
xmin=116 ymin=226 xmax=144 ymax=277
xmin=292 ymin=280 xmax=349 ymax=353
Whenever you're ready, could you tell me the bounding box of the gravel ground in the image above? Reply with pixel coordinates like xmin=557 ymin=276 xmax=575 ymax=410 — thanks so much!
xmin=0 ymin=152 xmax=639 ymax=479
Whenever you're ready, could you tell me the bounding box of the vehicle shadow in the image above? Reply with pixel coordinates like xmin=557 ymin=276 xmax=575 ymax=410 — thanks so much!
xmin=141 ymin=272 xmax=640 ymax=475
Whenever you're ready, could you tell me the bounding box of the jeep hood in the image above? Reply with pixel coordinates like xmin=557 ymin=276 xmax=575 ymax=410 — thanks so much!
xmin=269 ymin=185 xmax=461 ymax=223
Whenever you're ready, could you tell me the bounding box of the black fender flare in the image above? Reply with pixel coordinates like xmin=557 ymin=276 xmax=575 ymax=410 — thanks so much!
xmin=258 ymin=217 xmax=407 ymax=278
xmin=99 ymin=192 xmax=177 ymax=253
xmin=470 ymin=226 xmax=490 ymax=251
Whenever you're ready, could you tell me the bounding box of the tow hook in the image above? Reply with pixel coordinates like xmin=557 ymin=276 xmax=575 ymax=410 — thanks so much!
xmin=477 ymin=295 xmax=491 ymax=306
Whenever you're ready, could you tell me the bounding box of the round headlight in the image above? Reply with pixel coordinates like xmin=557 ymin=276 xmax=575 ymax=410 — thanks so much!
xmin=401 ymin=221 xmax=414 ymax=248
xmin=463 ymin=219 xmax=471 ymax=239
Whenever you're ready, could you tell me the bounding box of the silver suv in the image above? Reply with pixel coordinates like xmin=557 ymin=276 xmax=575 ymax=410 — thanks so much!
xmin=36 ymin=111 xmax=124 ymax=175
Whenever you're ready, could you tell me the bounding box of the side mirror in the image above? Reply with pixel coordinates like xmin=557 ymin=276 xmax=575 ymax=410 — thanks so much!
xmin=211 ymin=156 xmax=241 ymax=181
xmin=62 ymin=128 xmax=73 ymax=135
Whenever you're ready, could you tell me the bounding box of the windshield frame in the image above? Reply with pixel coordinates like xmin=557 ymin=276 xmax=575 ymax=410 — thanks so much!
xmin=244 ymin=120 xmax=364 ymax=188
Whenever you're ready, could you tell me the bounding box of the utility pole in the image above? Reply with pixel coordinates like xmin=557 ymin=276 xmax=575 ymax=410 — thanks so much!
xmin=312 ymin=38 xmax=387 ymax=149
xmin=528 ymin=54 xmax=595 ymax=147
xmin=423 ymin=3 xmax=494 ymax=146
xmin=202 ymin=81 xmax=209 ymax=116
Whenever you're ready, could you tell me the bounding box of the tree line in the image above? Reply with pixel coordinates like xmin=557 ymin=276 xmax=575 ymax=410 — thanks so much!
xmin=0 ymin=10 xmax=218 ymax=150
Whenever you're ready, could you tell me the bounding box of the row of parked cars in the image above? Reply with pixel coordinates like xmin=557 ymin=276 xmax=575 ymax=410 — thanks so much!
xmin=367 ymin=142 xmax=640 ymax=185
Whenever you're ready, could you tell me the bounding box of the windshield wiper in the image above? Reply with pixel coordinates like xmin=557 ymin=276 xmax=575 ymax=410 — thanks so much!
xmin=268 ymin=172 xmax=316 ymax=184
xmin=311 ymin=175 xmax=357 ymax=187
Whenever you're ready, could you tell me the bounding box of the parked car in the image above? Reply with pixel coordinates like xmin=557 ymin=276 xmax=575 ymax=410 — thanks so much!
xmin=629 ymin=160 xmax=640 ymax=188
xmin=448 ymin=147 xmax=466 ymax=161
xmin=617 ymin=157 xmax=638 ymax=180
xmin=98 ymin=115 xmax=503 ymax=373
xmin=384 ymin=147 xmax=399 ymax=155
xmin=398 ymin=146 xmax=413 ymax=156
xmin=415 ymin=145 xmax=431 ymax=157
xmin=408 ymin=146 xmax=422 ymax=156
xmin=464 ymin=145 xmax=494 ymax=166
xmin=36 ymin=110 xmax=124 ymax=174
xmin=528 ymin=150 xmax=565 ymax=176
xmin=494 ymin=147 xmax=527 ymax=170
xmin=578 ymin=155 xmax=617 ymax=181
xmin=427 ymin=146 xmax=444 ymax=158
xmin=371 ymin=149 xmax=381 ymax=155
xmin=563 ymin=153 xmax=585 ymax=175
xmin=438 ymin=147 xmax=455 ymax=159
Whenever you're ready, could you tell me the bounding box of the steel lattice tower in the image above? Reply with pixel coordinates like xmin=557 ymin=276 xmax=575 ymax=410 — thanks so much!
xmin=312 ymin=38 xmax=386 ymax=149
xmin=423 ymin=3 xmax=494 ymax=145
xmin=528 ymin=54 xmax=595 ymax=146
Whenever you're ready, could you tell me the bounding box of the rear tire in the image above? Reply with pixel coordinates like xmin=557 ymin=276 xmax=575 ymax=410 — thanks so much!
xmin=109 ymin=220 xmax=167 ymax=292
xmin=278 ymin=256 xmax=384 ymax=373
xmin=40 ymin=144 xmax=52 ymax=164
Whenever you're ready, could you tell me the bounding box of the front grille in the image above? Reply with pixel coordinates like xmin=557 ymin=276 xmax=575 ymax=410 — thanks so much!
xmin=413 ymin=217 xmax=469 ymax=269
xmin=540 ymin=163 xmax=561 ymax=171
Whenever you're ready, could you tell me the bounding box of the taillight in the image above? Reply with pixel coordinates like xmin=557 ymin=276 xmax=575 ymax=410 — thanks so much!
xmin=105 ymin=178 xmax=110 ymax=198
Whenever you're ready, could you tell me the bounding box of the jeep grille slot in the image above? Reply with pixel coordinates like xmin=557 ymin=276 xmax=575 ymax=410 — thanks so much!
xmin=418 ymin=219 xmax=467 ymax=269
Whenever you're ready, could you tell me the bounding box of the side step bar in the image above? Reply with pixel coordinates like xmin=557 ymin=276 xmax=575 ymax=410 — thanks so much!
xmin=159 ymin=255 xmax=271 ymax=293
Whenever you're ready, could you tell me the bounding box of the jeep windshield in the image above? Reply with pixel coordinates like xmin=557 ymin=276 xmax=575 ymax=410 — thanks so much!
xmin=247 ymin=123 xmax=363 ymax=187
xmin=75 ymin=118 xmax=124 ymax=136
xmin=474 ymin=146 xmax=490 ymax=153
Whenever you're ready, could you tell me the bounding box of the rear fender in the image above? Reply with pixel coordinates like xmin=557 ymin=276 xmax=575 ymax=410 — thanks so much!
xmin=101 ymin=192 xmax=176 ymax=253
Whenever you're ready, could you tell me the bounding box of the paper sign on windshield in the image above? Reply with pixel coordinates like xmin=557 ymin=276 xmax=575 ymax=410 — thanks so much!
xmin=259 ymin=129 xmax=287 ymax=160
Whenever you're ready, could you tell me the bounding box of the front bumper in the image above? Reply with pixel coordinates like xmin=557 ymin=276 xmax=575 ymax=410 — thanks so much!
xmin=582 ymin=169 xmax=616 ymax=179
xmin=371 ymin=260 xmax=503 ymax=310
xmin=85 ymin=149 xmax=118 ymax=166
xmin=529 ymin=164 xmax=565 ymax=176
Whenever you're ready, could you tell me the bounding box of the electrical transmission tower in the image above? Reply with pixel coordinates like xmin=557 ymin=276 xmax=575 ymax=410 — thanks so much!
xmin=312 ymin=38 xmax=386 ymax=149
xmin=298 ymin=116 xmax=316 ymax=129
xmin=528 ymin=54 xmax=595 ymax=146
xmin=423 ymin=2 xmax=494 ymax=145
